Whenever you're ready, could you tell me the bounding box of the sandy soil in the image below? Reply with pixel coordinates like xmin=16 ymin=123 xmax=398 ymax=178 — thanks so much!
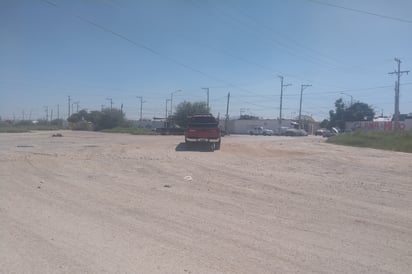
xmin=1 ymin=131 xmax=411 ymax=273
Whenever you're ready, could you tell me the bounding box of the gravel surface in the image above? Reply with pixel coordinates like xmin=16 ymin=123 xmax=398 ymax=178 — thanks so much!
xmin=1 ymin=131 xmax=411 ymax=273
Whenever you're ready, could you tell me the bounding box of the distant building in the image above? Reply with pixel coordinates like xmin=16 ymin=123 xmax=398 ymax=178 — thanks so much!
xmin=373 ymin=116 xmax=392 ymax=122
xmin=220 ymin=118 xmax=320 ymax=135
xmin=130 ymin=119 xmax=164 ymax=129
xmin=347 ymin=113 xmax=412 ymax=131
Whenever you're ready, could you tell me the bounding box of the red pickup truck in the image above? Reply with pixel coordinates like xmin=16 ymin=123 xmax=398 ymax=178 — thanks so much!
xmin=184 ymin=114 xmax=221 ymax=151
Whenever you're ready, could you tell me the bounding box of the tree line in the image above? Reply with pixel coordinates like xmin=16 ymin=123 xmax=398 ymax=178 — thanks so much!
xmin=65 ymin=98 xmax=374 ymax=132
xmin=321 ymin=98 xmax=375 ymax=130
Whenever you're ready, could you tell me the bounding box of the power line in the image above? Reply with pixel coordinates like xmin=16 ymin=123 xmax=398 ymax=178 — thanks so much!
xmin=201 ymin=1 xmax=342 ymax=71
xmin=41 ymin=0 xmax=273 ymax=100
xmin=220 ymin=1 xmax=344 ymax=67
xmin=284 ymin=83 xmax=412 ymax=97
xmin=306 ymin=0 xmax=412 ymax=24
xmin=34 ymin=0 xmax=412 ymax=121
xmin=39 ymin=0 xmax=407 ymax=104
xmin=229 ymin=83 xmax=412 ymax=98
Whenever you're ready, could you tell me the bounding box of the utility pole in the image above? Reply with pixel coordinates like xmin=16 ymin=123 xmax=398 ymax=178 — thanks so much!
xmin=202 ymin=88 xmax=210 ymax=110
xmin=137 ymin=96 xmax=143 ymax=121
xmin=106 ymin=98 xmax=113 ymax=110
xmin=278 ymin=76 xmax=291 ymax=125
xmin=44 ymin=106 xmax=49 ymax=121
xmin=170 ymin=90 xmax=182 ymax=116
xmin=165 ymin=99 xmax=171 ymax=128
xmin=389 ymin=58 xmax=409 ymax=130
xmin=57 ymin=104 xmax=60 ymax=120
xmin=68 ymin=96 xmax=71 ymax=118
xmin=165 ymin=99 xmax=170 ymax=119
xmin=50 ymin=109 xmax=53 ymax=121
xmin=73 ymin=101 xmax=80 ymax=113
xmin=225 ymin=92 xmax=230 ymax=134
xmin=299 ymin=84 xmax=312 ymax=129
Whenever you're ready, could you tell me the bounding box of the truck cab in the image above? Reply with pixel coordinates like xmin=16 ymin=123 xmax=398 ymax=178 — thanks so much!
xmin=184 ymin=114 xmax=221 ymax=150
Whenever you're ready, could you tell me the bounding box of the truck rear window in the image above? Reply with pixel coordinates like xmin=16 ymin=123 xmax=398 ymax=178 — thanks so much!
xmin=188 ymin=116 xmax=218 ymax=128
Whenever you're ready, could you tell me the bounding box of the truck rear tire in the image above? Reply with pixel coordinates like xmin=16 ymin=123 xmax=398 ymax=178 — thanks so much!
xmin=215 ymin=141 xmax=221 ymax=150
xmin=210 ymin=143 xmax=215 ymax=152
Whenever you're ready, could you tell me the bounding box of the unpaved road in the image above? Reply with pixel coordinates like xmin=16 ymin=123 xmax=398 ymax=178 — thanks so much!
xmin=1 ymin=131 xmax=411 ymax=273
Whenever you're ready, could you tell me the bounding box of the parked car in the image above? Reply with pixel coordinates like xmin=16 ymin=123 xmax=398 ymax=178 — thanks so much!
xmin=321 ymin=130 xmax=334 ymax=137
xmin=249 ymin=126 xmax=274 ymax=136
xmin=322 ymin=127 xmax=340 ymax=138
xmin=275 ymin=126 xmax=290 ymax=136
xmin=315 ymin=128 xmax=328 ymax=136
xmin=284 ymin=128 xmax=308 ymax=136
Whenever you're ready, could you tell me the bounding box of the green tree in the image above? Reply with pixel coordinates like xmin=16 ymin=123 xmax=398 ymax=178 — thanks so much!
xmin=173 ymin=101 xmax=210 ymax=128
xmin=319 ymin=119 xmax=329 ymax=128
xmin=67 ymin=109 xmax=88 ymax=123
xmin=67 ymin=108 xmax=126 ymax=131
xmin=87 ymin=110 xmax=103 ymax=125
xmin=344 ymin=102 xmax=375 ymax=122
xmin=329 ymin=98 xmax=375 ymax=130
xmin=94 ymin=108 xmax=125 ymax=130
xmin=50 ymin=119 xmax=64 ymax=126
xmin=329 ymin=98 xmax=346 ymax=130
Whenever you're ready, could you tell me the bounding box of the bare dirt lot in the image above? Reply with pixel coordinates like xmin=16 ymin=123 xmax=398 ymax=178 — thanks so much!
xmin=1 ymin=131 xmax=411 ymax=273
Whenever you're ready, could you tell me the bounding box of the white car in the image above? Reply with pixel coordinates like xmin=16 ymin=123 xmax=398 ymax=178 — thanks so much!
xmin=249 ymin=126 xmax=274 ymax=136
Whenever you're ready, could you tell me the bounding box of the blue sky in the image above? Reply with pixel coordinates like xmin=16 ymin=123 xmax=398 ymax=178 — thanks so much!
xmin=1 ymin=0 xmax=411 ymax=121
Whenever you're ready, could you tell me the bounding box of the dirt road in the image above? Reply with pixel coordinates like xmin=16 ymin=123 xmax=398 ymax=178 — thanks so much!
xmin=1 ymin=131 xmax=411 ymax=273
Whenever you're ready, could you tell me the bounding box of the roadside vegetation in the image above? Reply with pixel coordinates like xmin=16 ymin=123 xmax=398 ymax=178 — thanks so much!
xmin=173 ymin=101 xmax=210 ymax=128
xmin=0 ymin=120 xmax=65 ymax=133
xmin=320 ymin=98 xmax=375 ymax=131
xmin=0 ymin=109 xmax=157 ymax=135
xmin=101 ymin=127 xmax=156 ymax=135
xmin=327 ymin=131 xmax=412 ymax=153
xmin=0 ymin=126 xmax=30 ymax=133
xmin=68 ymin=108 xmax=126 ymax=131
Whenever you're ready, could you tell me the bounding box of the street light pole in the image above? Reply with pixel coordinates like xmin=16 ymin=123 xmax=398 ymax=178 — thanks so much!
xmin=170 ymin=89 xmax=182 ymax=116
xmin=106 ymin=98 xmax=113 ymax=110
xmin=71 ymin=102 xmax=79 ymax=115
xmin=202 ymin=88 xmax=209 ymax=109
xmin=340 ymin=92 xmax=353 ymax=106
xmin=136 ymin=96 xmax=143 ymax=121
xmin=165 ymin=99 xmax=171 ymax=128
xmin=72 ymin=101 xmax=80 ymax=113
xmin=278 ymin=75 xmax=291 ymax=125
xmin=299 ymin=84 xmax=312 ymax=129
xmin=165 ymin=99 xmax=170 ymax=119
